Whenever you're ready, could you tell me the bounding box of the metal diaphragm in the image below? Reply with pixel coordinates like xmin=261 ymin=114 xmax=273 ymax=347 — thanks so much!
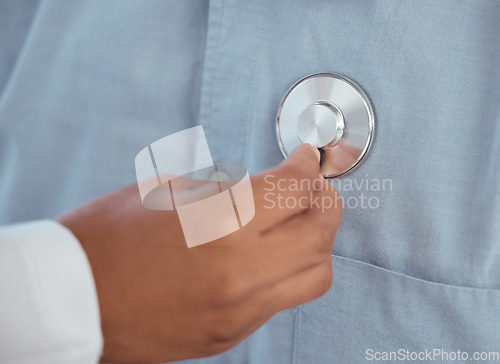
xmin=276 ymin=73 xmax=375 ymax=179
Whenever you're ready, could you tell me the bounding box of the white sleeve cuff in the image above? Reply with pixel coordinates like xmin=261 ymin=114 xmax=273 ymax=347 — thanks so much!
xmin=0 ymin=220 xmax=103 ymax=364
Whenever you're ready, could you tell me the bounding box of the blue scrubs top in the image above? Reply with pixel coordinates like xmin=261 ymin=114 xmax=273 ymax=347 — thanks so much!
xmin=0 ymin=1 xmax=499 ymax=362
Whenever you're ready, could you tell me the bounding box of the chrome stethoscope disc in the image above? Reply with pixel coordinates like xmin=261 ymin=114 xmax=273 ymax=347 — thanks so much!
xmin=276 ymin=73 xmax=375 ymax=179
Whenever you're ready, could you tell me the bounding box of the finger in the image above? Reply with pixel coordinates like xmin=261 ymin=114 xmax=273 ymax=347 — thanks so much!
xmin=268 ymin=258 xmax=333 ymax=312
xmin=250 ymin=144 xmax=325 ymax=230
xmin=279 ymin=143 xmax=321 ymax=173
xmin=222 ymin=191 xmax=339 ymax=301
xmin=261 ymin=184 xmax=342 ymax=237
xmin=323 ymin=145 xmax=361 ymax=171
xmin=208 ymin=310 xmax=276 ymax=355
xmin=228 ymin=258 xmax=333 ymax=338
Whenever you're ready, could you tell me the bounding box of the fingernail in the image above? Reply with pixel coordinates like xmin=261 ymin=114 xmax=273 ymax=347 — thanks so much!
xmin=310 ymin=145 xmax=321 ymax=162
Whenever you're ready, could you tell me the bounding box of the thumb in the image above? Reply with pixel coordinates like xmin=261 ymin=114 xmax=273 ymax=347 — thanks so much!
xmin=279 ymin=143 xmax=321 ymax=179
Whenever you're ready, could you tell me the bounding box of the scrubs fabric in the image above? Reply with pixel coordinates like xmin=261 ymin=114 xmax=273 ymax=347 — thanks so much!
xmin=0 ymin=0 xmax=499 ymax=363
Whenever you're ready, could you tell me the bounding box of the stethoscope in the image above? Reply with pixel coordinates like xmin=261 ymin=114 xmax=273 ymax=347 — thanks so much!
xmin=134 ymin=73 xmax=374 ymax=247
xmin=276 ymin=73 xmax=374 ymax=179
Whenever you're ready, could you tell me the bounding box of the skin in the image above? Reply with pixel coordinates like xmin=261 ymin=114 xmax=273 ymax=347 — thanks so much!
xmin=58 ymin=144 xmax=342 ymax=364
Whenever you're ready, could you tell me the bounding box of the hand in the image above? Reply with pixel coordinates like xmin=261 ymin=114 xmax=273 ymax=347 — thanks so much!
xmin=58 ymin=144 xmax=342 ymax=364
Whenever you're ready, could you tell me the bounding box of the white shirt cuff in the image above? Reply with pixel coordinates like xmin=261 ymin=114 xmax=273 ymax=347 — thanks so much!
xmin=0 ymin=220 xmax=103 ymax=364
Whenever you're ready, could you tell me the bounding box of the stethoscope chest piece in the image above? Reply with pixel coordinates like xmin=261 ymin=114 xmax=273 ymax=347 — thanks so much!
xmin=276 ymin=73 xmax=374 ymax=179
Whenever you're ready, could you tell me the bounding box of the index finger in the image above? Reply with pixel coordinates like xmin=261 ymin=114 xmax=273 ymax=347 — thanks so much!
xmin=249 ymin=144 xmax=326 ymax=230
